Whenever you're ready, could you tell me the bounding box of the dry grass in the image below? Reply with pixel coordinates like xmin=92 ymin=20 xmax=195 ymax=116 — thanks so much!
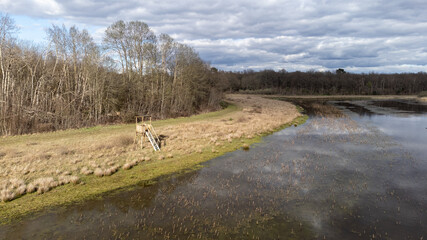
xmin=122 ymin=161 xmax=138 ymax=170
xmin=0 ymin=94 xmax=300 ymax=203
xmin=94 ymin=168 xmax=104 ymax=177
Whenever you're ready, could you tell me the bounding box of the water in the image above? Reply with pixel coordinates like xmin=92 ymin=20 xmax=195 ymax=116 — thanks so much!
xmin=1 ymin=99 xmax=426 ymax=239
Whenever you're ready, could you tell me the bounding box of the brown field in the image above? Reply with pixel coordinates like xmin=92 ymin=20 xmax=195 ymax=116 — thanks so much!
xmin=0 ymin=95 xmax=300 ymax=203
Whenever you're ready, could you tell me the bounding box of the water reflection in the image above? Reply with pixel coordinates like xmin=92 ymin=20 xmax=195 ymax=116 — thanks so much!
xmin=1 ymin=100 xmax=426 ymax=239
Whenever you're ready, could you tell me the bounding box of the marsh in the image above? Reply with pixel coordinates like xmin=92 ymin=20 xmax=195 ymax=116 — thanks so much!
xmin=1 ymin=99 xmax=426 ymax=239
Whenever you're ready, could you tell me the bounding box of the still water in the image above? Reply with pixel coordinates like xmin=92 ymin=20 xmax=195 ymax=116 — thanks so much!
xmin=1 ymin=99 xmax=426 ymax=239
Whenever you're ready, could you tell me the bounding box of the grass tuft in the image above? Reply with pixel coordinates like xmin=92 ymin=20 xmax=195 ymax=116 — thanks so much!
xmin=70 ymin=176 xmax=80 ymax=185
xmin=94 ymin=168 xmax=104 ymax=177
xmin=80 ymin=167 xmax=93 ymax=176
xmin=123 ymin=163 xmax=133 ymax=170
xmin=103 ymin=169 xmax=113 ymax=176
xmin=0 ymin=190 xmax=15 ymax=202
xmin=26 ymin=184 xmax=36 ymax=194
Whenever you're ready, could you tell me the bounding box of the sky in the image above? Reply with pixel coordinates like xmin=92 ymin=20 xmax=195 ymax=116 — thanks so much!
xmin=1 ymin=0 xmax=427 ymax=73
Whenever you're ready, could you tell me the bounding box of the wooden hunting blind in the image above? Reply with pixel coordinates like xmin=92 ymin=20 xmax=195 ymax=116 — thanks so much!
xmin=135 ymin=116 xmax=160 ymax=151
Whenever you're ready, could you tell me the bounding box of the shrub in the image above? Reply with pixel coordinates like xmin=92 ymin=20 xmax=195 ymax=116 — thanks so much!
xmin=219 ymin=101 xmax=229 ymax=109
xmin=119 ymin=111 xmax=138 ymax=123
xmin=115 ymin=134 xmax=134 ymax=147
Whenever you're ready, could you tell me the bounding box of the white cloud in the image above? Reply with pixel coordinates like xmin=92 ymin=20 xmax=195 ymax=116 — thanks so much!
xmin=1 ymin=0 xmax=427 ymax=72
xmin=34 ymin=0 xmax=63 ymax=15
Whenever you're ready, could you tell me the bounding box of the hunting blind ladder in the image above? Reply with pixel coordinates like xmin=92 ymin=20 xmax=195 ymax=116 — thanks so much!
xmin=135 ymin=116 xmax=160 ymax=151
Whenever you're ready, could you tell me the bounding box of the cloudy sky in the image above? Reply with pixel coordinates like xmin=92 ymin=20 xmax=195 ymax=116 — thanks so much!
xmin=1 ymin=0 xmax=427 ymax=73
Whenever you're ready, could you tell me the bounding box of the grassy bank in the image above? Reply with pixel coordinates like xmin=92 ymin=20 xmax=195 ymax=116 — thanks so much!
xmin=0 ymin=103 xmax=239 ymax=147
xmin=0 ymin=95 xmax=305 ymax=224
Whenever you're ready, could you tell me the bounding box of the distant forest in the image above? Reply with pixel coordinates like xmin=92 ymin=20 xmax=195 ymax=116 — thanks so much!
xmin=2 ymin=14 xmax=427 ymax=136
xmin=211 ymin=68 xmax=427 ymax=95
xmin=0 ymin=14 xmax=222 ymax=135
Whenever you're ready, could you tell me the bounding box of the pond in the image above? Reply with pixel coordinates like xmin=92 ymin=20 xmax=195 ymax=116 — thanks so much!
xmin=1 ymin=99 xmax=426 ymax=239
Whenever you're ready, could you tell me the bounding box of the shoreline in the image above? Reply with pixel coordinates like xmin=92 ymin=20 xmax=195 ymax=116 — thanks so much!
xmin=265 ymin=94 xmax=419 ymax=100
xmin=0 ymin=95 xmax=305 ymax=224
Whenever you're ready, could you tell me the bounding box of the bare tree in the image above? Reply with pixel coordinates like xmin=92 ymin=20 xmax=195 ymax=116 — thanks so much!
xmin=0 ymin=13 xmax=18 ymax=134
xmin=0 ymin=17 xmax=221 ymax=136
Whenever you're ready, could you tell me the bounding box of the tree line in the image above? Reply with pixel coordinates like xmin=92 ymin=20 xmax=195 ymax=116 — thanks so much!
xmin=0 ymin=14 xmax=221 ymax=135
xmin=3 ymin=12 xmax=426 ymax=136
xmin=212 ymin=69 xmax=427 ymax=95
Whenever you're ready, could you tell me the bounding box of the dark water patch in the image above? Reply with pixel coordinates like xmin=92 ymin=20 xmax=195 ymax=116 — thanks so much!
xmin=371 ymin=100 xmax=427 ymax=113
